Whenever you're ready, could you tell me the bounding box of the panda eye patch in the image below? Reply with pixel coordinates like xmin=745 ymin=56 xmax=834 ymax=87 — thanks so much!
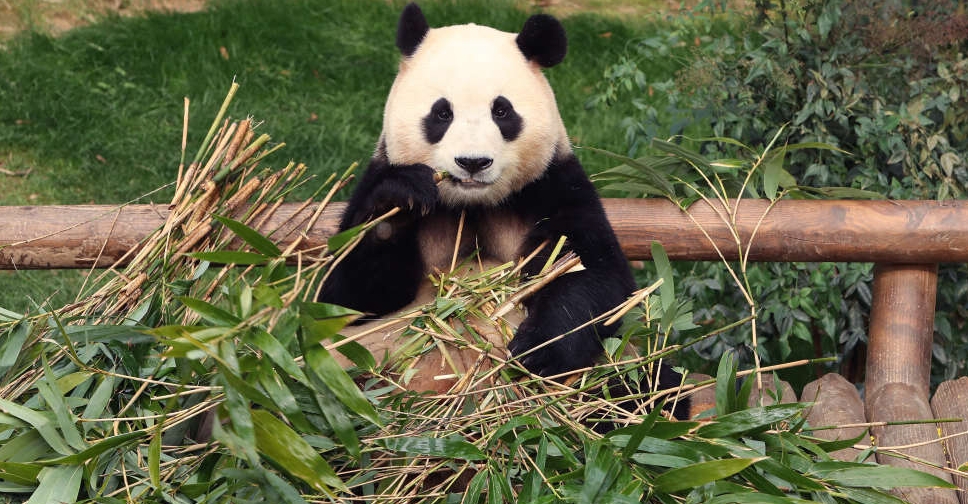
xmin=491 ymin=96 xmax=522 ymax=141
xmin=423 ymin=98 xmax=453 ymax=144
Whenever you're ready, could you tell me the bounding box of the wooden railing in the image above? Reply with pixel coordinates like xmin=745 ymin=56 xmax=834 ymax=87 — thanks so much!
xmin=2 ymin=198 xmax=967 ymax=413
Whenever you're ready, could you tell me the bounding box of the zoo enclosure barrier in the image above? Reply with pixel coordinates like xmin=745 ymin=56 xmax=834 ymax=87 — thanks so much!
xmin=1 ymin=198 xmax=967 ymax=500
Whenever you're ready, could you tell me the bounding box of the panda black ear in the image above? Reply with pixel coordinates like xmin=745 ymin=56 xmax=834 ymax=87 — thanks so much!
xmin=396 ymin=3 xmax=429 ymax=57
xmin=516 ymin=14 xmax=567 ymax=67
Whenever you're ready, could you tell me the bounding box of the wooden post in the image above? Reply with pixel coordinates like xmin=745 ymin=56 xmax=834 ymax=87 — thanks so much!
xmin=864 ymin=265 xmax=957 ymax=503
xmin=865 ymin=263 xmax=938 ymax=402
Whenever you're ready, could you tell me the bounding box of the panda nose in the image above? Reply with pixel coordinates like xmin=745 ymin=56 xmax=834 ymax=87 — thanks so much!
xmin=454 ymin=156 xmax=493 ymax=174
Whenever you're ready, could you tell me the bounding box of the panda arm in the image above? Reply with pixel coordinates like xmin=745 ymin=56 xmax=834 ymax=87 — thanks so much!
xmin=507 ymin=155 xmax=636 ymax=376
xmin=317 ymin=158 xmax=436 ymax=316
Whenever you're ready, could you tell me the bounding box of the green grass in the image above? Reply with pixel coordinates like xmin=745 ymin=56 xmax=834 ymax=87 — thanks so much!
xmin=0 ymin=0 xmax=695 ymax=312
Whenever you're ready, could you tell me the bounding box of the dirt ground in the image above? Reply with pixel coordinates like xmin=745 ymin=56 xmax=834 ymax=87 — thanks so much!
xmin=0 ymin=0 xmax=693 ymax=41
xmin=0 ymin=0 xmax=206 ymax=40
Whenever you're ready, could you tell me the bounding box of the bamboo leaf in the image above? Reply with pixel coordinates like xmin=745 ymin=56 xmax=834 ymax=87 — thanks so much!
xmin=24 ymin=465 xmax=82 ymax=504
xmin=245 ymin=328 xmax=308 ymax=384
xmin=0 ymin=321 xmax=29 ymax=377
xmin=302 ymin=345 xmax=380 ymax=427
xmin=179 ymin=296 xmax=242 ymax=326
xmin=648 ymin=419 xmax=700 ymax=440
xmin=54 ymin=371 xmax=91 ymax=395
xmin=299 ymin=302 xmax=361 ymax=346
xmin=612 ymin=433 xmax=713 ymax=461
xmin=465 ymin=467 xmax=489 ymax=504
xmin=584 ymin=146 xmax=677 ymax=197
xmin=57 ymin=324 xmax=154 ymax=345
xmin=0 ymin=306 xmax=23 ymax=322
xmin=612 ymin=402 xmax=663 ymax=458
xmin=0 ymin=399 xmax=74 ymax=456
xmin=762 ymin=150 xmax=786 ymax=200
xmin=37 ymin=357 xmax=86 ymax=451
xmin=811 ymin=462 xmax=957 ymax=489
xmin=380 ymin=436 xmax=485 ymax=461
xmin=219 ymin=340 xmax=259 ymax=450
xmin=706 ymin=492 xmax=814 ymax=503
xmin=262 ymin=467 xmax=312 ymax=504
xmin=651 ymin=138 xmax=715 ymax=173
xmin=651 ymin=242 xmax=674 ymax=311
xmin=329 ymin=335 xmax=375 ymax=370
xmin=81 ymin=371 xmax=116 ymax=424
xmin=153 ymin=325 xmax=229 ymax=357
xmin=40 ymin=431 xmax=144 ymax=465
xmin=581 ymin=440 xmax=639 ymax=502
xmin=312 ymin=380 xmax=361 ymax=459
xmin=629 ymin=453 xmax=693 ymax=468
xmin=0 ymin=430 xmax=48 ymax=462
xmin=300 ymin=301 xmax=361 ymax=320
xmin=837 ymin=487 xmax=908 ymax=504
xmin=813 ymin=430 xmax=867 ymax=454
xmin=213 ymin=214 xmax=282 ymax=257
xmin=327 ymin=223 xmax=366 ymax=252
xmin=697 ymin=404 xmax=805 ymax=438
xmin=0 ymin=461 xmax=41 ymax=485
xmin=653 ymin=457 xmax=764 ymax=493
xmin=715 ymin=351 xmax=739 ymax=416
xmin=735 ymin=371 xmax=755 ymax=411
xmin=251 ymin=409 xmax=346 ymax=493
xmin=752 ymin=456 xmax=826 ymax=491
xmin=256 ymin=367 xmax=314 ymax=433
xmin=148 ymin=430 xmax=162 ymax=489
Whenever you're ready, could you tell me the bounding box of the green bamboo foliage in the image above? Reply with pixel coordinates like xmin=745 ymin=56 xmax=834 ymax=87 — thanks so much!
xmin=0 ymin=86 xmax=958 ymax=503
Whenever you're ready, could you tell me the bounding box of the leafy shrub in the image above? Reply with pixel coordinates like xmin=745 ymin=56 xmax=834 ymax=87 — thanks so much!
xmin=591 ymin=0 xmax=968 ymax=387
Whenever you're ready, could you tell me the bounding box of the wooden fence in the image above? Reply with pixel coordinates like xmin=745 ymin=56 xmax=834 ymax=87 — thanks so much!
xmin=2 ymin=198 xmax=967 ymax=412
xmin=4 ymin=197 xmax=968 ymax=501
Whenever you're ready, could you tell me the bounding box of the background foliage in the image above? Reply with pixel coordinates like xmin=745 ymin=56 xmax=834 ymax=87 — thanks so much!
xmin=590 ymin=0 xmax=968 ymax=389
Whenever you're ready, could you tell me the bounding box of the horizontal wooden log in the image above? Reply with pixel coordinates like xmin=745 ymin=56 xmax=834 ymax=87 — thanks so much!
xmin=610 ymin=198 xmax=968 ymax=263
xmin=2 ymin=198 xmax=968 ymax=269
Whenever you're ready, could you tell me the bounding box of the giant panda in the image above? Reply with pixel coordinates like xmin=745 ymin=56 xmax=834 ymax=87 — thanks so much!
xmin=319 ymin=2 xmax=683 ymax=403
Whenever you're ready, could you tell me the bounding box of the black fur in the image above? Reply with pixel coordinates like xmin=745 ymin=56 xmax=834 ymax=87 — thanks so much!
xmin=422 ymin=98 xmax=453 ymax=144
xmin=503 ymin=155 xmax=635 ymax=375
xmin=320 ymin=153 xmax=635 ymax=376
xmin=320 ymin=6 xmax=688 ymax=417
xmin=318 ymin=160 xmax=436 ymax=316
xmin=516 ymin=14 xmax=568 ymax=68
xmin=491 ymin=96 xmax=522 ymax=141
xmin=396 ymin=3 xmax=429 ymax=57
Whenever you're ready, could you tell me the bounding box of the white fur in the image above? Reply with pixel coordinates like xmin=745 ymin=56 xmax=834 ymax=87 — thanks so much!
xmin=381 ymin=23 xmax=571 ymax=206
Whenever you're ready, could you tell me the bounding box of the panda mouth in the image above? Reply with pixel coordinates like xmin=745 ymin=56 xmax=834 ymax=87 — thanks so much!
xmin=452 ymin=178 xmax=491 ymax=188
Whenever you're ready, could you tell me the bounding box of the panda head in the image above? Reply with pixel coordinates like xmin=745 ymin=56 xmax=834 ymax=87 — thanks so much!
xmin=380 ymin=3 xmax=572 ymax=207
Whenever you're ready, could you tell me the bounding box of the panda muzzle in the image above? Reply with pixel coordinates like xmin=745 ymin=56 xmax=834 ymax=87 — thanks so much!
xmin=454 ymin=156 xmax=493 ymax=174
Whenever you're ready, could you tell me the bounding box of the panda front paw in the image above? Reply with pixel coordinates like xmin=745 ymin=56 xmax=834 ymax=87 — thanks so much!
xmin=508 ymin=316 xmax=602 ymax=377
xmin=366 ymin=163 xmax=438 ymax=219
